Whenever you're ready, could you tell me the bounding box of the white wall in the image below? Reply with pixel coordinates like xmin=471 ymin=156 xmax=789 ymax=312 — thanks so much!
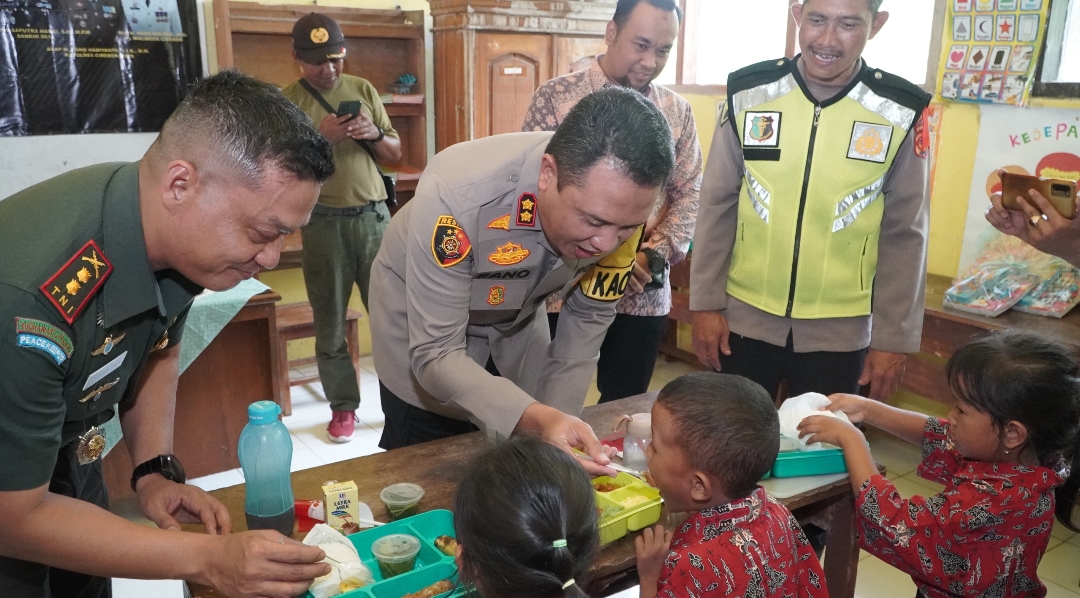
xmin=0 ymin=133 xmax=156 ymax=199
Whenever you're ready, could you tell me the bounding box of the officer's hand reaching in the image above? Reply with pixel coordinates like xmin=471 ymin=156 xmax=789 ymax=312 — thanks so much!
xmin=136 ymin=474 xmax=231 ymax=535
xmin=514 ymin=403 xmax=618 ymax=477
xmin=691 ymin=310 xmax=731 ymax=371
xmin=196 ymin=531 xmax=330 ymax=598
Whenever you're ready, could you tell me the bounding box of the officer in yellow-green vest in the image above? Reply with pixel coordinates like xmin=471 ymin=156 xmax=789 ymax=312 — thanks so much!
xmin=691 ymin=0 xmax=932 ymax=404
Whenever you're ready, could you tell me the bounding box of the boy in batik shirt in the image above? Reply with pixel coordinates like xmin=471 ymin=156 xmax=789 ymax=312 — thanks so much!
xmin=636 ymin=373 xmax=827 ymax=598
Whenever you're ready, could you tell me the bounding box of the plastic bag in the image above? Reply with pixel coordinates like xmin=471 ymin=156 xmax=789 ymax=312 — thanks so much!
xmin=777 ymin=393 xmax=850 ymax=451
xmin=1013 ymin=263 xmax=1080 ymax=318
xmin=303 ymin=523 xmax=375 ymax=598
xmin=944 ymin=261 xmax=1039 ymax=317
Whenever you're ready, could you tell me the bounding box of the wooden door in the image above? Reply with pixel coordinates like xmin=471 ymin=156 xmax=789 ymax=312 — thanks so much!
xmin=554 ymin=35 xmax=608 ymax=77
xmin=474 ymin=32 xmax=552 ymax=139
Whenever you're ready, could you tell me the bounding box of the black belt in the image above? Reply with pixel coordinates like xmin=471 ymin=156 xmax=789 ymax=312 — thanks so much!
xmin=311 ymin=202 xmax=382 ymax=216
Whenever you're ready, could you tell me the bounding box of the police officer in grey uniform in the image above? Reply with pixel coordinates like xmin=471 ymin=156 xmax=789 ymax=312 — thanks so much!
xmin=0 ymin=72 xmax=334 ymax=598
xmin=370 ymin=88 xmax=675 ymax=471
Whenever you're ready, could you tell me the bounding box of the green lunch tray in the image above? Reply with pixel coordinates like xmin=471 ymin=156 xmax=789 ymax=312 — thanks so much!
xmin=307 ymin=509 xmax=473 ymax=598
xmin=593 ymin=472 xmax=663 ymax=545
xmin=772 ymin=447 xmax=847 ymax=478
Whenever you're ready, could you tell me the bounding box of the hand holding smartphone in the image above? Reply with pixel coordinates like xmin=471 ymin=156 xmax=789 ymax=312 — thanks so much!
xmin=1000 ymin=172 xmax=1078 ymax=219
xmin=336 ymin=100 xmax=362 ymax=119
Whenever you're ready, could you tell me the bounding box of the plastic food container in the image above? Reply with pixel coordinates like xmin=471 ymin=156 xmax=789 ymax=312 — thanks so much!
xmin=371 ymin=534 xmax=421 ymax=579
xmin=380 ymin=483 xmax=425 ymax=521
xmin=771 ymin=448 xmax=847 ymax=478
xmin=593 ymin=472 xmax=662 ymax=545
xmin=308 ymin=509 xmax=468 ymax=598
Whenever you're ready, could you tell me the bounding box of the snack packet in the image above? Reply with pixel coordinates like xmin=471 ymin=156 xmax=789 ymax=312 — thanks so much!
xmin=944 ymin=262 xmax=1038 ymax=317
xmin=302 ymin=523 xmax=375 ymax=598
xmin=1013 ymin=262 xmax=1080 ymax=318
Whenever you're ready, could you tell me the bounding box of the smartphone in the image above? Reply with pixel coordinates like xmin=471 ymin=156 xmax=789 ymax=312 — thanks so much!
xmin=1000 ymin=172 xmax=1078 ymax=219
xmin=336 ymin=100 xmax=362 ymax=119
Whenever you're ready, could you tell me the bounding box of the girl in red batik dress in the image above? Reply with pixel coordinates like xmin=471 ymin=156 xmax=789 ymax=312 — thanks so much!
xmin=799 ymin=330 xmax=1080 ymax=598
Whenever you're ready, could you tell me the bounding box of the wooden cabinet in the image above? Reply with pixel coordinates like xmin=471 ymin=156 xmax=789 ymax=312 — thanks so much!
xmin=428 ymin=0 xmax=614 ymax=151
xmin=213 ymin=2 xmax=427 ymax=182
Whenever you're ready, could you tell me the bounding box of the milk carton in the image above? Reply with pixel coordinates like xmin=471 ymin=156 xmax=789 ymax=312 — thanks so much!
xmin=321 ymin=480 xmax=359 ymax=532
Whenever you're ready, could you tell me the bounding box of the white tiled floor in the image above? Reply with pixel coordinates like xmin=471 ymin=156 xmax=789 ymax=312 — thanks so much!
xmin=113 ymin=355 xmax=1080 ymax=598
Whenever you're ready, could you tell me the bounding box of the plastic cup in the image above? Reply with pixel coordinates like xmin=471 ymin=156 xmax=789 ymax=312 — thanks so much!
xmin=380 ymin=483 xmax=424 ymax=521
xmin=371 ymin=533 xmax=421 ymax=579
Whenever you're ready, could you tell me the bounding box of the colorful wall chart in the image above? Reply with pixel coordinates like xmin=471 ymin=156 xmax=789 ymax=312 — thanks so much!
xmin=936 ymin=0 xmax=1051 ymax=106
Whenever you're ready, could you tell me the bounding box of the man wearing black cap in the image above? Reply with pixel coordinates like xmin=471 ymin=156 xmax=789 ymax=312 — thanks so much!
xmin=281 ymin=12 xmax=402 ymax=444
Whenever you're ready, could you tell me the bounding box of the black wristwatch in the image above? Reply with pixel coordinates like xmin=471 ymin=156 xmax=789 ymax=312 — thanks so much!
xmin=372 ymin=127 xmax=385 ymax=143
xmin=131 ymin=454 xmax=186 ymax=492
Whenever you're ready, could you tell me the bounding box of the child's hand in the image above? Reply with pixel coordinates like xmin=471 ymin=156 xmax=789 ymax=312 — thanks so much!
xmin=797 ymin=415 xmax=864 ymax=448
xmin=634 ymin=524 xmax=672 ymax=596
xmin=826 ymin=393 xmax=871 ymax=423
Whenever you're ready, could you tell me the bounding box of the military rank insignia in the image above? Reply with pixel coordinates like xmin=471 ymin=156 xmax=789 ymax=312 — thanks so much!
xmin=487 ymin=214 xmax=511 ymax=231
xmin=40 ymin=240 xmax=112 ymax=325
xmin=488 ymin=242 xmax=530 ymax=266
xmin=486 ymin=285 xmax=506 ymax=306
xmin=516 ymin=192 xmax=537 ymax=227
xmin=579 ymin=226 xmax=644 ymax=302
xmin=432 ymin=215 xmax=471 ymax=268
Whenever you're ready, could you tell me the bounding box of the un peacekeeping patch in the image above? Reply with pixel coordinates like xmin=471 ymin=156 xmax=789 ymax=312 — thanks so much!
xmin=431 ymin=215 xmax=471 ymax=268
xmin=17 ymin=334 xmax=68 ymax=365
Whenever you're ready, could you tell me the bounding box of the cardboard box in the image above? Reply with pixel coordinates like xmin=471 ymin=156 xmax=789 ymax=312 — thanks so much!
xmin=321 ymin=480 xmax=359 ymax=532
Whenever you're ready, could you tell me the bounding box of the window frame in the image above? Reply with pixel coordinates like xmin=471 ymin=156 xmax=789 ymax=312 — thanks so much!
xmin=1032 ymin=0 xmax=1080 ymax=99
xmin=664 ymin=0 xmax=948 ymax=96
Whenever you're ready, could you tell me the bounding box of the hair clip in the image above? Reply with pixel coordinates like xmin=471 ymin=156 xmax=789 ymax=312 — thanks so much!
xmin=552 ymin=539 xmax=567 ymax=548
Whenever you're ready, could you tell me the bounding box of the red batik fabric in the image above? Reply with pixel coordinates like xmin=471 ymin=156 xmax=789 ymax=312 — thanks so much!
xmin=856 ymin=417 xmax=1065 ymax=598
xmin=653 ymin=487 xmax=828 ymax=598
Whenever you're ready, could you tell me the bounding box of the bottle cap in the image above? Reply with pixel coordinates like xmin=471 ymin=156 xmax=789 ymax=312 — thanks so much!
xmin=247 ymin=400 xmax=282 ymax=424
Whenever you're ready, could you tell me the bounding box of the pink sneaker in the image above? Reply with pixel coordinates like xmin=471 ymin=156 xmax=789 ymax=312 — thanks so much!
xmin=327 ymin=410 xmax=358 ymax=443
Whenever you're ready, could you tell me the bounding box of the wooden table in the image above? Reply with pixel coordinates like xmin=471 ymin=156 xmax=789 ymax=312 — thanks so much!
xmin=188 ymin=392 xmax=864 ymax=598
xmin=102 ymin=291 xmax=285 ymax=499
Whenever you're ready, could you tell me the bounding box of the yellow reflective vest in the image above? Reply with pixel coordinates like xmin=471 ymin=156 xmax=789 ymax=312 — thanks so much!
xmin=725 ymin=57 xmax=930 ymax=319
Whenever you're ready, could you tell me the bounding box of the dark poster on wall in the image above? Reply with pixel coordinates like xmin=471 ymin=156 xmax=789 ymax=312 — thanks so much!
xmin=0 ymin=0 xmax=201 ymax=135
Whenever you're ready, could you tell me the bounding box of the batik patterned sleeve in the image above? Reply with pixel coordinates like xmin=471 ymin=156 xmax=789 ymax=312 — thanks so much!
xmin=647 ymin=99 xmax=702 ymax=266
xmin=788 ymin=512 xmax=829 ymax=598
xmin=521 ymin=80 xmax=560 ymax=132
xmin=855 ymin=473 xmax=957 ymax=581
xmin=916 ymin=417 xmax=964 ymax=486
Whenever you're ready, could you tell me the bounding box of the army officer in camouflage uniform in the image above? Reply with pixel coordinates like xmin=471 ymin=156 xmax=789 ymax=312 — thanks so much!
xmin=370 ymin=88 xmax=675 ymax=473
xmin=0 ymin=72 xmax=335 ymax=598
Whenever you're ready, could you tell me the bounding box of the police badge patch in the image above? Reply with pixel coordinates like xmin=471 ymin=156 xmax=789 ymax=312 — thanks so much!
xmin=847 ymin=122 xmax=894 ymax=163
xmin=742 ymin=112 xmax=781 ymax=147
xmin=431 ymin=215 xmax=472 ymax=268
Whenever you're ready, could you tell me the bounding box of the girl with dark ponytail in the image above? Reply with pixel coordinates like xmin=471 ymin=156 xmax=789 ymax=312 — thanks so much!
xmin=453 ymin=437 xmax=599 ymax=598
xmin=802 ymin=329 xmax=1080 ymax=598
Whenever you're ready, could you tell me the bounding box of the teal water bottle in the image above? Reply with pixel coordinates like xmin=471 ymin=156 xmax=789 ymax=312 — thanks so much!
xmin=238 ymin=401 xmax=294 ymax=535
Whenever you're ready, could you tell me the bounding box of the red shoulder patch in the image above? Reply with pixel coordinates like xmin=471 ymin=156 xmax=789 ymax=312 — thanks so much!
xmin=39 ymin=240 xmax=112 ymax=324
xmin=914 ymin=108 xmax=930 ymax=159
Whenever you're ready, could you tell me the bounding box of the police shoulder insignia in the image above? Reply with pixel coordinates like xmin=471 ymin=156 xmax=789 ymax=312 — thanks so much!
xmin=516 ymin=193 xmax=537 ymax=227
xmin=488 ymin=242 xmax=530 ymax=266
xmin=913 ymin=109 xmax=930 ymax=159
xmin=431 ymin=215 xmax=472 ymax=268
xmin=40 ymin=240 xmax=113 ymax=325
xmin=487 ymin=285 xmax=506 ymax=306
xmin=487 ymin=214 xmax=511 ymax=230
xmin=579 ymin=226 xmax=644 ymax=302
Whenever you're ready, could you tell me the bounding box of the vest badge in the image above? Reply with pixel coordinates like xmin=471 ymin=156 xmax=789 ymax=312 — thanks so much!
xmin=487 ymin=214 xmax=511 ymax=230
xmin=40 ymin=240 xmax=113 ymax=325
xmin=516 ymin=192 xmax=537 ymax=227
xmin=431 ymin=215 xmax=472 ymax=268
xmin=743 ymin=111 xmax=781 ymax=147
xmin=487 ymin=285 xmax=506 ymax=306
xmin=848 ymin=122 xmax=894 ymax=163
xmin=488 ymin=242 xmax=530 ymax=266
